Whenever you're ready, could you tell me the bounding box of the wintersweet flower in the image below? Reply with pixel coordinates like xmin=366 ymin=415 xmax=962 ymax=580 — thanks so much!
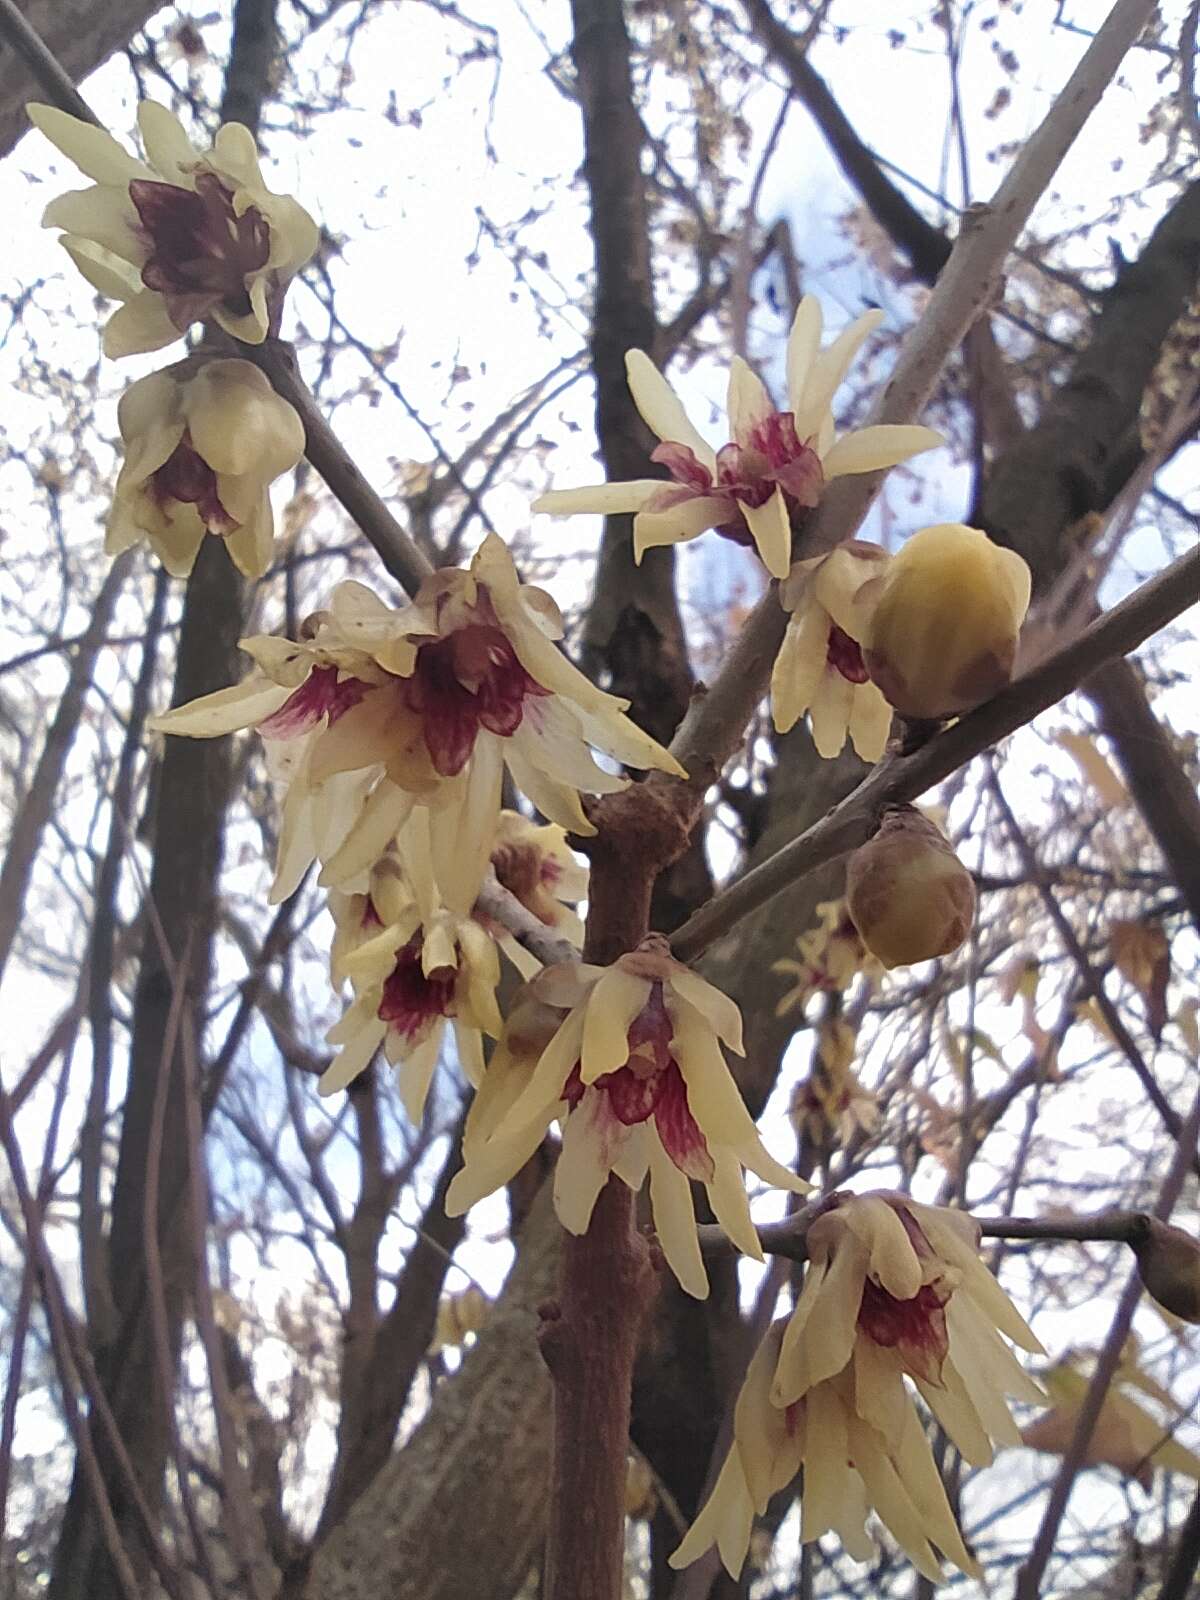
xmin=321 ymin=811 xmax=503 ymax=1118
xmin=771 ymin=541 xmax=893 ymax=760
xmin=864 ymin=523 xmax=1032 ymax=720
xmin=446 ymin=939 xmax=809 ymax=1298
xmin=476 ymin=810 xmax=587 ymax=978
xmin=29 ymin=101 xmax=318 ymax=356
xmin=673 ymin=1193 xmax=1045 ymax=1581
xmin=533 ymin=296 xmax=942 ymax=580
xmin=772 ymin=898 xmax=880 ymax=1019
xmin=106 ymin=358 xmax=304 ymax=577
xmin=149 ymin=535 xmax=685 ymax=888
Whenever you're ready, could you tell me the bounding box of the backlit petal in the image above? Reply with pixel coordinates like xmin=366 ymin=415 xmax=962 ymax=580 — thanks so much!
xmin=821 ymin=424 xmax=943 ymax=478
xmin=533 ymin=481 xmax=662 ymax=516
xmin=625 ymin=349 xmax=716 ymax=469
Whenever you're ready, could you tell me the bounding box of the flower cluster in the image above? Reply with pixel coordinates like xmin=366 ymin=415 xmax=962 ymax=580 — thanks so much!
xmin=323 ymin=808 xmax=586 ymax=1119
xmin=534 ymin=296 xmax=942 ymax=580
xmin=671 ymin=1193 xmax=1045 ymax=1580
xmin=151 ymin=534 xmax=682 ymax=901
xmin=447 ymin=938 xmax=808 ymax=1297
xmin=32 ymin=100 xmax=316 ymax=578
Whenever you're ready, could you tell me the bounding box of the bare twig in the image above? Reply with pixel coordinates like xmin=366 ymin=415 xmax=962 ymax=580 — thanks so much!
xmin=1014 ymin=1077 xmax=1200 ymax=1599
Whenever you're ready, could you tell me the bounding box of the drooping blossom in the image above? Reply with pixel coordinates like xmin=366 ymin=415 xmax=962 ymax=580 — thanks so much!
xmin=149 ymin=535 xmax=685 ymax=893
xmin=106 ymin=357 xmax=304 ymax=577
xmin=446 ymin=938 xmax=809 ymax=1298
xmin=771 ymin=541 xmax=893 ymax=761
xmin=533 ymin=296 xmax=943 ymax=579
xmin=475 ymin=810 xmax=587 ymax=978
xmin=771 ymin=898 xmax=880 ymax=1020
xmin=672 ymin=1193 xmax=1045 ymax=1581
xmin=789 ymin=1016 xmax=879 ymax=1148
xmin=29 ymin=100 xmax=318 ymax=356
xmin=864 ymin=523 xmax=1032 ymax=720
xmin=321 ymin=810 xmax=503 ymax=1119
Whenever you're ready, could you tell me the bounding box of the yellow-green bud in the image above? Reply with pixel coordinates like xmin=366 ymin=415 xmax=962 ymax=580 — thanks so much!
xmin=1130 ymin=1217 xmax=1200 ymax=1324
xmin=845 ymin=807 xmax=976 ymax=969
xmin=864 ymin=524 xmax=1031 ymax=720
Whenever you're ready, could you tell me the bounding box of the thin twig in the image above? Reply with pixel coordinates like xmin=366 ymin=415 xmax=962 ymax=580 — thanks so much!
xmin=1014 ymin=1077 xmax=1200 ymax=1599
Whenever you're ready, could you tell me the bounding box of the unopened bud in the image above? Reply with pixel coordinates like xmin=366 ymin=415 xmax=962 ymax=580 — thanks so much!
xmin=845 ymin=807 xmax=976 ymax=969
xmin=1130 ymin=1217 xmax=1200 ymax=1323
xmin=864 ymin=523 xmax=1031 ymax=720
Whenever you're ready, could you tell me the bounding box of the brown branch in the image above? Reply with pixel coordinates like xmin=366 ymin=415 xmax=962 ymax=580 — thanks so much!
xmin=987 ymin=767 xmax=1198 ymax=1171
xmin=1160 ymin=1483 xmax=1200 ymax=1600
xmin=669 ymin=541 xmax=1200 ymax=963
xmin=1086 ymin=655 xmax=1200 ymax=933
xmin=0 ymin=553 xmax=131 ymax=988
xmin=698 ymin=1204 xmax=1185 ymax=1261
xmin=245 ymin=339 xmax=433 ymax=596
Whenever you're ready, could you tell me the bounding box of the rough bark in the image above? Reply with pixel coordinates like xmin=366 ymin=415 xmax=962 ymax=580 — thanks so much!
xmin=48 ymin=6 xmax=276 ymax=1596
xmin=305 ymin=1184 xmax=560 ymax=1600
xmin=0 ymin=0 xmax=163 ymax=159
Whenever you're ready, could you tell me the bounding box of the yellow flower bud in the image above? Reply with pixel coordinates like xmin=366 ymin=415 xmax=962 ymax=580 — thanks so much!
xmin=864 ymin=524 xmax=1031 ymax=720
xmin=1130 ymin=1217 xmax=1200 ymax=1324
xmin=845 ymin=807 xmax=975 ymax=969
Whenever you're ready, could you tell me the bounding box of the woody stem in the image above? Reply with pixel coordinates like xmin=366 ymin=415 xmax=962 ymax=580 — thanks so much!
xmin=539 ymin=790 xmax=687 ymax=1600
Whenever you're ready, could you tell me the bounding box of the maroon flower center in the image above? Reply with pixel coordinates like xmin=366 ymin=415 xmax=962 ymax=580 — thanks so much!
xmin=562 ymin=986 xmax=714 ymax=1182
xmin=403 ymin=622 xmax=548 ymax=778
xmin=648 ymin=411 xmax=823 ymax=557
xmin=149 ymin=432 xmax=236 ymax=535
xmin=377 ymin=937 xmax=457 ymax=1041
xmin=857 ymin=1277 xmax=949 ymax=1351
xmin=130 ymin=171 xmax=271 ymax=329
xmin=826 ymin=624 xmax=869 ymax=684
xmin=259 ymin=664 xmax=371 ymax=740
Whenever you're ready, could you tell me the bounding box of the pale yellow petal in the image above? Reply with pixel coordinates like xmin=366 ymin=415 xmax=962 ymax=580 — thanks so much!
xmin=668 ymin=1450 xmax=754 ymax=1576
xmin=667 ymin=970 xmax=743 ymax=1053
xmin=319 ymin=1016 xmax=385 ymax=1096
xmin=737 ymin=487 xmax=791 ymax=580
xmin=580 ymin=968 xmax=649 ymax=1083
xmin=841 ymin=1197 xmax=923 ymax=1299
xmin=647 ymin=1128 xmax=707 ymax=1298
xmin=28 ymin=104 xmax=146 ymax=185
xmin=785 ymin=296 xmax=823 ymax=420
xmin=625 ymin=349 xmax=716 ymax=469
xmin=809 ymin=667 xmax=854 ymax=759
xmin=726 ymin=356 xmax=773 ymax=449
xmin=103 ymin=292 xmax=184 ymax=358
xmin=633 ymin=495 xmax=730 ymax=558
xmin=848 ymin=681 xmax=892 ymax=763
xmin=533 ymin=481 xmax=662 ymax=517
xmin=554 ymin=1089 xmax=626 ymax=1234
xmin=771 ymin=602 xmax=829 ymax=735
xmin=149 ymin=677 xmax=290 ymax=737
xmin=136 ymin=100 xmax=197 ymax=181
xmin=773 ymin=1242 xmax=864 ymax=1405
xmin=821 ymin=424 xmax=943 ymax=478
xmin=705 ymin=1147 xmax=763 ymax=1262
xmin=318 ymin=780 xmax=413 ymax=889
xmin=794 ymin=309 xmax=883 ymax=441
